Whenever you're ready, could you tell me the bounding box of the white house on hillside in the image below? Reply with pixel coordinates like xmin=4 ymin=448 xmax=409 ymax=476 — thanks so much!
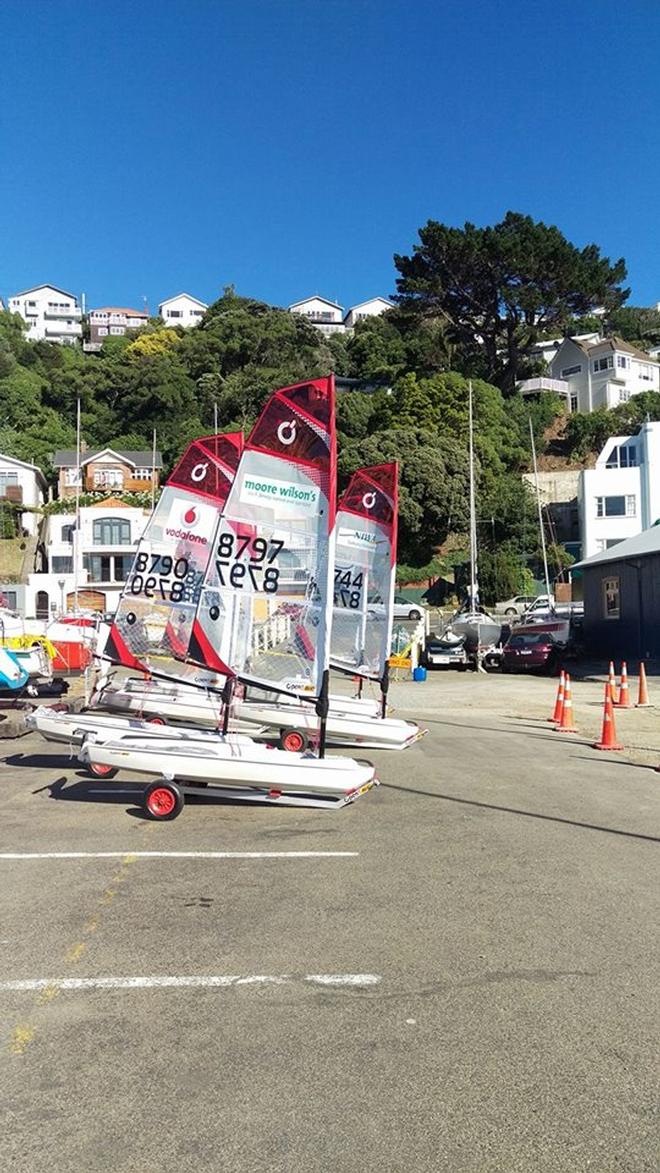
xmin=519 ymin=335 xmax=660 ymax=413
xmin=288 ymin=296 xmax=345 ymax=336
xmin=343 ymin=297 xmax=394 ymax=329
xmin=8 ymin=284 xmax=83 ymax=345
xmin=0 ymin=453 xmax=48 ymax=536
xmin=25 ymin=499 xmax=151 ymax=617
xmin=158 ymin=293 xmax=207 ymax=328
xmin=578 ymin=420 xmax=660 ymax=558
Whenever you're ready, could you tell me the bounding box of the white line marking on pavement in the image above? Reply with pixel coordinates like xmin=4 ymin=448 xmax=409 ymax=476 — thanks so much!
xmin=0 ymin=851 xmax=359 ymax=861
xmin=0 ymin=974 xmax=381 ymax=992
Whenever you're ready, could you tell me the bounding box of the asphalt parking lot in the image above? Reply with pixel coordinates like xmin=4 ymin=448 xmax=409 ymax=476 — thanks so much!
xmin=1 ymin=672 xmax=659 ymax=1172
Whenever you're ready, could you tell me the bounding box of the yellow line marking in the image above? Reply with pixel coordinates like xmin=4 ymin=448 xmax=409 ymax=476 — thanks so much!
xmin=37 ymin=985 xmax=60 ymax=1006
xmin=65 ymin=942 xmax=86 ymax=964
xmin=11 ymin=1024 xmax=36 ymax=1055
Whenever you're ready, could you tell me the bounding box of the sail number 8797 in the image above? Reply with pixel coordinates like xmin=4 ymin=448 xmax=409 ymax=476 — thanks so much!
xmin=215 ymin=532 xmax=284 ymax=594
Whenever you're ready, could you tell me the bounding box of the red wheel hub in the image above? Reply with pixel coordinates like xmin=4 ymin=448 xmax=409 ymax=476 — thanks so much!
xmin=283 ymin=731 xmax=304 ymax=753
xmin=90 ymin=762 xmax=114 ymax=777
xmin=147 ymin=787 xmax=175 ymax=816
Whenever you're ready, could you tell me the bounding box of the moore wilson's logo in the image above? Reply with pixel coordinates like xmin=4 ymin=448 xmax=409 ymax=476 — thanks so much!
xmin=240 ymin=474 xmax=320 ymax=513
xmin=164 ymin=500 xmax=215 ymax=545
xmin=338 ymin=526 xmax=378 ymax=550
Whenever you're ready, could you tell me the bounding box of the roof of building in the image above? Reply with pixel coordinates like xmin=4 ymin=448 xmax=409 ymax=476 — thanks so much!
xmin=90 ymin=306 xmax=149 ymax=317
xmin=555 ymin=334 xmax=659 ymax=364
xmin=51 ymin=447 xmax=163 ymax=469
xmin=0 ymin=451 xmax=48 ymax=488
xmin=158 ymin=293 xmax=208 ymax=309
xmin=573 ymin=524 xmax=660 ymax=570
xmin=345 ymin=296 xmax=394 ymax=313
xmin=288 ymin=295 xmax=344 ymax=311
xmin=10 ymin=284 xmax=77 ymax=300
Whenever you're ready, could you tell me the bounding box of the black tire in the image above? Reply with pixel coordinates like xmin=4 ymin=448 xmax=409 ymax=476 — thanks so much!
xmin=88 ymin=761 xmax=118 ymax=779
xmin=278 ymin=728 xmax=309 ymax=753
xmin=408 ymin=609 xmax=422 ymax=620
xmin=505 ymin=607 xmax=517 ymax=616
xmin=143 ymin=780 xmax=184 ymax=821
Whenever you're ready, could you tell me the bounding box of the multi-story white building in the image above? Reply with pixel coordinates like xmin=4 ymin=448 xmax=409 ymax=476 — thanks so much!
xmin=343 ymin=297 xmax=394 ymax=329
xmin=289 ymin=294 xmax=393 ymax=336
xmin=578 ymin=421 xmax=660 ymax=558
xmin=288 ymin=296 xmax=346 ymax=336
xmin=25 ymin=499 xmax=150 ymax=617
xmin=8 ymin=284 xmax=83 ymax=345
xmin=158 ymin=293 xmax=207 ymax=328
xmin=0 ymin=453 xmax=48 ymax=537
xmin=520 ymin=335 xmax=660 ymax=413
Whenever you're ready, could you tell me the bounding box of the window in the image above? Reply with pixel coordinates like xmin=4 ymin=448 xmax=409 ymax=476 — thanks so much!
xmin=50 ymin=556 xmax=73 ymax=574
xmin=0 ymin=471 xmax=19 ymax=494
xmin=561 ymin=364 xmax=582 ymax=377
xmin=92 ymin=517 xmax=131 ymax=545
xmin=637 ymin=363 xmax=653 ymax=381
xmin=134 ymin=468 xmax=152 ymax=480
xmin=167 ymin=310 xmax=183 ymax=318
xmin=570 ymin=394 xmax=578 ymax=412
xmin=603 ymin=576 xmax=620 ymax=620
xmin=64 ymin=468 xmax=81 ymax=486
xmin=605 ymin=445 xmax=637 ymax=468
xmin=93 ymin=468 xmax=124 ymax=488
xmin=618 ymin=388 xmax=630 ymax=403
xmin=97 ymin=327 xmax=108 ymax=336
xmin=113 ymin=554 xmax=132 ymax=581
xmin=616 ymin=355 xmax=629 ymax=369
xmin=0 ymin=590 xmax=17 ymax=609
xmin=61 ymin=524 xmax=74 ymax=543
xmin=27 ymin=300 xmax=36 ymax=307
xmin=595 ymin=495 xmax=636 ymax=517
xmin=593 ymin=356 xmax=614 ymax=372
xmin=595 ymin=539 xmax=607 ymax=552
xmin=109 ymin=326 xmax=124 ymax=335
xmin=84 ymin=554 xmax=112 ymax=581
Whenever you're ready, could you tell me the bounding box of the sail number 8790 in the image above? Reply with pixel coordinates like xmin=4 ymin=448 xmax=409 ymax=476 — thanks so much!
xmin=215 ymin=532 xmax=284 ymax=594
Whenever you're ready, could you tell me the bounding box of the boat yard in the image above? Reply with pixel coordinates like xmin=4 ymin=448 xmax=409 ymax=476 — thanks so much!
xmin=1 ymin=666 xmax=659 ymax=1172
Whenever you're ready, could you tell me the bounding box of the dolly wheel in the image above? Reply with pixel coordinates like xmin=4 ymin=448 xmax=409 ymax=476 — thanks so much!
xmin=89 ymin=761 xmax=118 ymax=779
xmin=278 ymin=728 xmax=308 ymax=753
xmin=149 ymin=716 xmax=167 ymax=725
xmin=144 ymin=781 xmax=183 ymax=821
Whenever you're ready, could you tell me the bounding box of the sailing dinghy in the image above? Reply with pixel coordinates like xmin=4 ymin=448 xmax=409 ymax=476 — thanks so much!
xmin=81 ymin=376 xmax=378 ymax=813
xmin=235 ymin=463 xmax=423 ymax=749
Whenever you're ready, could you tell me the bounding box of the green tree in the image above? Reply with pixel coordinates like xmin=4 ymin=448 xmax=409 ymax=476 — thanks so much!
xmin=393 ymin=211 xmax=628 ymax=392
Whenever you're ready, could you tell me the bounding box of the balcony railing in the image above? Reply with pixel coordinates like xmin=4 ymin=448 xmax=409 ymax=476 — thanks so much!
xmin=44 ymin=307 xmax=82 ymax=320
xmin=518 ymin=377 xmax=570 ymax=398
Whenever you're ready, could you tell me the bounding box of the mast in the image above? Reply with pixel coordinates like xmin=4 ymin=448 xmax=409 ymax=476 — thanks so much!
xmin=150 ymin=427 xmax=157 ymax=514
xmin=73 ymin=396 xmax=81 ymax=613
xmin=468 ymin=381 xmax=478 ymax=610
xmin=529 ymin=416 xmax=552 ymax=606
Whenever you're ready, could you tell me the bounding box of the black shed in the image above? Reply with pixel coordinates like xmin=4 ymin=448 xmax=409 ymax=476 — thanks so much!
xmin=573 ymin=526 xmax=660 ymax=660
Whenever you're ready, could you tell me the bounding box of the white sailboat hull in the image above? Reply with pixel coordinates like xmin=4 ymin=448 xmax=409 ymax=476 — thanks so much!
xmin=27 ymin=706 xmax=253 ymax=749
xmin=79 ymin=736 xmax=378 ymax=799
xmin=234 ymin=698 xmax=423 ymax=750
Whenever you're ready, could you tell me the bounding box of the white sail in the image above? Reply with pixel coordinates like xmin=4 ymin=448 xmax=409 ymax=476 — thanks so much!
xmin=330 ymin=463 xmax=398 ymax=682
xmin=187 ymin=377 xmax=337 ymax=701
xmin=105 ymin=433 xmax=243 ymax=682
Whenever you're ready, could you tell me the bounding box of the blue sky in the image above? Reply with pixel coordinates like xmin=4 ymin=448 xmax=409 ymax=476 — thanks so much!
xmin=1 ymin=0 xmax=659 ymax=313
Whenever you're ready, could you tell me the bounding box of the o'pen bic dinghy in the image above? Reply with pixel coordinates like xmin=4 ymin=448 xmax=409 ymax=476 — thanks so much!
xmin=86 ymin=376 xmax=378 ymax=813
xmin=234 ymin=462 xmax=424 ymax=750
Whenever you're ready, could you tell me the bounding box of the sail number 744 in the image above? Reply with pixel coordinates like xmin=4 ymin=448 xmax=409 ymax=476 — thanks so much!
xmin=215 ymin=532 xmax=283 ymax=593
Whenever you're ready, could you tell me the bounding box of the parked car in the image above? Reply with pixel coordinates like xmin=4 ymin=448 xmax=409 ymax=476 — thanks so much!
xmin=368 ymin=594 xmax=426 ymax=621
xmin=496 ymin=594 xmax=538 ymax=616
xmin=501 ymin=630 xmax=562 ymax=675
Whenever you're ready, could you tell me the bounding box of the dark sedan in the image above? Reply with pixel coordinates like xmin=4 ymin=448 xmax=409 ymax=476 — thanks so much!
xmin=501 ymin=631 xmax=562 ymax=675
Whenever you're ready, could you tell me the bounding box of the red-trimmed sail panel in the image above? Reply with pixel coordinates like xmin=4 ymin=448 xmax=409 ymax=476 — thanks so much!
xmin=168 ymin=432 xmax=244 ymax=503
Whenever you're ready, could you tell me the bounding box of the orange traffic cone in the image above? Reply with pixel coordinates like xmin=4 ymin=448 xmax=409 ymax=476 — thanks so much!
xmin=636 ymin=661 xmax=651 ymax=708
xmin=615 ymin=661 xmax=632 ymax=708
xmin=556 ymin=673 xmax=578 ymax=733
xmin=607 ymin=661 xmax=617 ymax=704
xmin=593 ymin=685 xmax=624 ymax=750
xmin=548 ymin=670 xmax=565 ymax=722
